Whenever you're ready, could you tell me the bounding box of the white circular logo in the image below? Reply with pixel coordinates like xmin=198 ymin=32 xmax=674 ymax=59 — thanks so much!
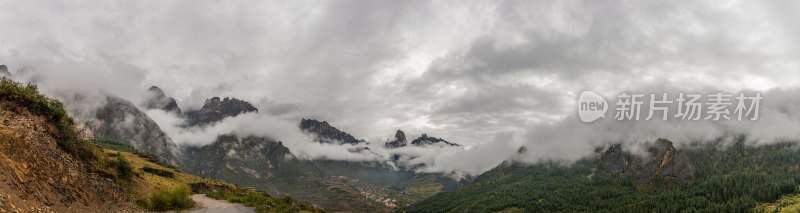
xmin=578 ymin=90 xmax=608 ymax=122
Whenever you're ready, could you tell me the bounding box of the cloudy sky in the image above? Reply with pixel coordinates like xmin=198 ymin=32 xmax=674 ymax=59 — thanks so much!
xmin=3 ymin=0 xmax=800 ymax=174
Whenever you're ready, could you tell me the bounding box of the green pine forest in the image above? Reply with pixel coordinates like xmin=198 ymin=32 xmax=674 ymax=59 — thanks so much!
xmin=404 ymin=139 xmax=800 ymax=212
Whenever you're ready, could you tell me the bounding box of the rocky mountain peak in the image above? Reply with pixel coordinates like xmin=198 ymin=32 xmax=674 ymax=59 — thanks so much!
xmin=517 ymin=146 xmax=528 ymax=154
xmin=92 ymin=96 xmax=181 ymax=166
xmin=411 ymin=133 xmax=461 ymax=147
xmin=0 ymin=64 xmax=11 ymax=77
xmin=599 ymin=138 xmax=695 ymax=191
xmin=184 ymin=96 xmax=258 ymax=126
xmin=657 ymin=140 xmax=675 ymax=168
xmin=395 ymin=130 xmax=407 ymax=143
xmin=182 ymin=134 xmax=293 ymax=181
xmin=299 ymin=118 xmax=364 ymax=145
xmin=202 ymin=97 xmax=257 ymax=112
xmin=385 ymin=130 xmax=408 ymax=148
xmin=385 ymin=130 xmax=461 ymax=149
xmin=204 ymin=97 xmax=221 ymax=107
xmin=148 ymin=86 xmax=166 ymax=96
xmin=143 ymin=86 xmax=181 ymax=114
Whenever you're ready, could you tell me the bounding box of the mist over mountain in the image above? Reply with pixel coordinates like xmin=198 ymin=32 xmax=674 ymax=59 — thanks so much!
xmin=385 ymin=130 xmax=408 ymax=149
xmin=143 ymin=86 xmax=182 ymax=114
xmin=4 ymin=1 xmax=800 ymax=177
xmin=185 ymin=97 xmax=259 ymax=127
xmin=87 ymin=95 xmax=182 ymax=166
xmin=0 ymin=65 xmax=10 ymax=78
xmin=5 ymin=1 xmax=800 ymax=211
xmin=300 ymin=118 xmax=366 ymax=145
xmin=9 ymin=61 xmax=800 ymax=178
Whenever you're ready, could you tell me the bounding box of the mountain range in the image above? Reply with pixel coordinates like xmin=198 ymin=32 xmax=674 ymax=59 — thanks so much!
xmin=5 ymin=66 xmax=800 ymax=212
xmin=8 ymin=64 xmax=798 ymax=212
xmin=69 ymin=84 xmax=463 ymax=212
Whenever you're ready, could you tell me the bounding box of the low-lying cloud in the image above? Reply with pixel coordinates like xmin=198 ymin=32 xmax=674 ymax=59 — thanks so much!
xmin=147 ymin=107 xmax=478 ymax=173
xmin=145 ymin=109 xmax=388 ymax=162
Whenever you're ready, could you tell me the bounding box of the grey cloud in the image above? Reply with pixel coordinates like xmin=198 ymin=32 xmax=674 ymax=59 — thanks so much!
xmin=434 ymin=84 xmax=565 ymax=115
xmin=4 ymin=0 xmax=800 ymax=175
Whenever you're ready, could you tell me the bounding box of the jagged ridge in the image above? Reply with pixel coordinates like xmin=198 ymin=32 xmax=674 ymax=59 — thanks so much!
xmin=385 ymin=130 xmax=460 ymax=148
xmin=144 ymin=86 xmax=182 ymax=114
xmin=184 ymin=97 xmax=258 ymax=127
xmin=300 ymin=118 xmax=365 ymax=145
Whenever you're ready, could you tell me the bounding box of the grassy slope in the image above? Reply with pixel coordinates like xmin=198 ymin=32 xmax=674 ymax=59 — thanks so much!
xmin=94 ymin=139 xmax=326 ymax=212
xmin=758 ymin=189 xmax=800 ymax=212
xmin=0 ymin=77 xmax=99 ymax=163
xmin=106 ymin=149 xmax=234 ymax=196
xmin=92 ymin=140 xmax=236 ymax=207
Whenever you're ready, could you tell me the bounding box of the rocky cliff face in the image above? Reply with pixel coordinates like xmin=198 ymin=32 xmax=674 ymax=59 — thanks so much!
xmin=600 ymin=138 xmax=695 ymax=191
xmin=169 ymin=95 xmax=297 ymax=183
xmin=183 ymin=135 xmax=293 ymax=182
xmin=385 ymin=130 xmax=460 ymax=148
xmin=384 ymin=130 xmax=408 ymax=148
xmin=300 ymin=118 xmax=365 ymax=145
xmin=0 ymin=96 xmax=129 ymax=212
xmin=184 ymin=97 xmax=258 ymax=127
xmin=129 ymin=89 xmax=453 ymax=211
xmin=143 ymin=86 xmax=181 ymax=114
xmin=91 ymin=96 xmax=181 ymax=166
xmin=410 ymin=134 xmax=461 ymax=147
xmin=0 ymin=65 xmax=11 ymax=77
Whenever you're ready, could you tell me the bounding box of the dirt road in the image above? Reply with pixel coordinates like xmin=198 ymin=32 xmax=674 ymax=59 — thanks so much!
xmin=190 ymin=194 xmax=256 ymax=213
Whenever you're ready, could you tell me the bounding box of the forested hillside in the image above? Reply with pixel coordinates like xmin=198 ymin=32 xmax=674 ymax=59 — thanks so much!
xmin=405 ymin=139 xmax=800 ymax=212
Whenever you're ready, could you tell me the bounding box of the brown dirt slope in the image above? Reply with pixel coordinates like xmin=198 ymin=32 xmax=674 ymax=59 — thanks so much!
xmin=0 ymin=100 xmax=135 ymax=213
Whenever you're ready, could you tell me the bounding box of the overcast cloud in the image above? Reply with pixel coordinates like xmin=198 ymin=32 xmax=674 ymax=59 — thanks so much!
xmin=3 ymin=0 xmax=800 ymax=175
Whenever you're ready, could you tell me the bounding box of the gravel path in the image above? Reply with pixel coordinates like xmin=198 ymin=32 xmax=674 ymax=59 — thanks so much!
xmin=190 ymin=194 xmax=256 ymax=213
